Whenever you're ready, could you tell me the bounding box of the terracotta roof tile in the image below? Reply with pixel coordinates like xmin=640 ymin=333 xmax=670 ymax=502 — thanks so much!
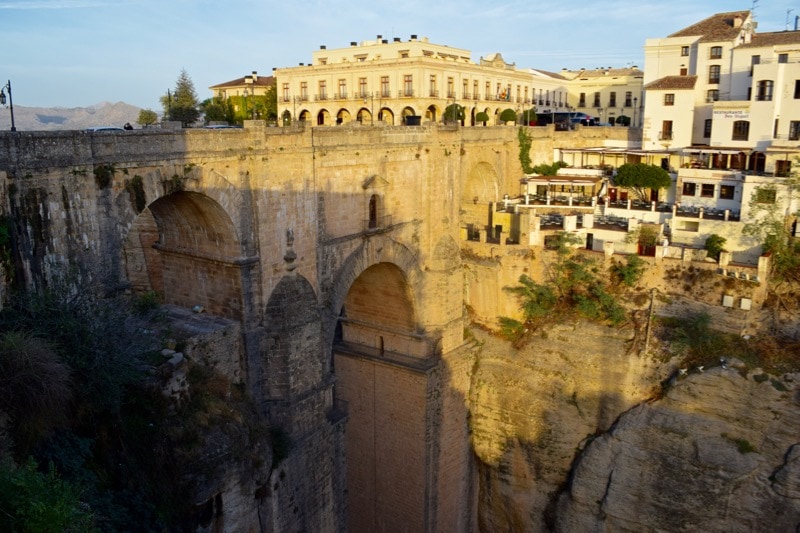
xmin=738 ymin=30 xmax=800 ymax=48
xmin=644 ymin=75 xmax=698 ymax=90
xmin=669 ymin=11 xmax=750 ymax=42
xmin=209 ymin=75 xmax=275 ymax=89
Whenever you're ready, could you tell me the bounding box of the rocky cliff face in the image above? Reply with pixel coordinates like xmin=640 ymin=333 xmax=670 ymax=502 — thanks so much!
xmin=469 ymin=325 xmax=800 ymax=532
xmin=555 ymin=364 xmax=800 ymax=532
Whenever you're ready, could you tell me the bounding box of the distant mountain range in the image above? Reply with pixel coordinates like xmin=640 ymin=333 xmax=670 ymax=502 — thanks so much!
xmin=0 ymin=102 xmax=146 ymax=132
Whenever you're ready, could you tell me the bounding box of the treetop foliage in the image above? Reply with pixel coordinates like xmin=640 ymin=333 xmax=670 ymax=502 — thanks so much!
xmin=162 ymin=69 xmax=200 ymax=127
xmin=613 ymin=163 xmax=672 ymax=201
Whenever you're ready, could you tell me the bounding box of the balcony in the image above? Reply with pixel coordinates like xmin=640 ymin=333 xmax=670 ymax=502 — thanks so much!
xmin=397 ymin=90 xmax=414 ymax=98
xmin=316 ymin=94 xmax=328 ymax=101
xmin=659 ymin=131 xmax=674 ymax=141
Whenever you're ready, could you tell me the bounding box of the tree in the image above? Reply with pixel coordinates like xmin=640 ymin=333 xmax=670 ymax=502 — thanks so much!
xmin=475 ymin=111 xmax=489 ymax=126
xmin=443 ymin=103 xmax=464 ymax=123
xmin=521 ymin=108 xmax=536 ymax=126
xmin=499 ymin=108 xmax=517 ymax=123
xmin=704 ymin=234 xmax=727 ymax=260
xmin=161 ymin=69 xmax=200 ymax=127
xmin=200 ymin=98 xmax=227 ymax=124
xmin=136 ymin=109 xmax=158 ymax=127
xmin=743 ymin=183 xmax=800 ymax=282
xmin=613 ymin=163 xmax=672 ymax=202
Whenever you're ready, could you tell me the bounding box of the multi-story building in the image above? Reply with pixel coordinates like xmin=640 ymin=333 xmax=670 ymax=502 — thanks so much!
xmin=560 ymin=67 xmax=645 ymax=126
xmin=637 ymin=10 xmax=800 ymax=260
xmin=208 ymin=71 xmax=274 ymax=120
xmin=272 ymin=35 xmax=572 ymax=126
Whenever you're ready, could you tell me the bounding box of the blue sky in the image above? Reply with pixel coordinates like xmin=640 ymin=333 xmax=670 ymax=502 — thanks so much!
xmin=0 ymin=0 xmax=796 ymax=110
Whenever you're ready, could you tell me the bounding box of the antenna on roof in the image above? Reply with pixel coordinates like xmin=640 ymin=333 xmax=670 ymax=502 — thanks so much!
xmin=787 ymin=9 xmax=795 ymax=30
xmin=751 ymin=0 xmax=759 ymax=20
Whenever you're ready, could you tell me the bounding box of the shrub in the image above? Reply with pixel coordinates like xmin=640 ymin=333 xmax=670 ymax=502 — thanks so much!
xmin=610 ymin=255 xmax=647 ymax=287
xmin=705 ymin=234 xmax=727 ymax=261
xmin=475 ymin=111 xmax=489 ymax=124
xmin=499 ymin=108 xmax=517 ymax=123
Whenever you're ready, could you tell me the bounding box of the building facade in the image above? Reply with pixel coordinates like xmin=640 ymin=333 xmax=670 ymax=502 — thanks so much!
xmin=560 ymin=67 xmax=645 ymax=126
xmin=272 ymin=35 xmax=572 ymax=126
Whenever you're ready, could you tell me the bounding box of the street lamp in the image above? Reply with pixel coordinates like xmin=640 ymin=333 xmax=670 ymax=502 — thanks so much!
xmin=633 ymin=97 xmax=638 ymax=127
xmin=0 ymin=80 xmax=15 ymax=132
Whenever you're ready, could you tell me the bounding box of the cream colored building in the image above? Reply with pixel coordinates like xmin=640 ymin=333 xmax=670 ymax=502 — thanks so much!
xmin=559 ymin=67 xmax=645 ymax=126
xmin=273 ymin=35 xmax=572 ymax=126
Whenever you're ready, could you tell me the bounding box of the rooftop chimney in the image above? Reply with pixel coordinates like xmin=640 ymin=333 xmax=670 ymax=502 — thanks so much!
xmin=394 ymin=37 xmax=401 ymax=42
xmin=411 ymin=34 xmax=418 ymax=40
xmin=320 ymin=45 xmax=326 ymax=49
xmin=382 ymin=39 xmax=388 ymax=44
xmin=377 ymin=34 xmax=382 ymax=39
xmin=252 ymin=71 xmax=258 ymax=81
xmin=350 ymin=41 xmax=357 ymax=46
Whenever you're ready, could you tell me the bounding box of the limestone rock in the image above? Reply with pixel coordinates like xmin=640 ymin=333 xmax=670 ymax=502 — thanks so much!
xmin=555 ymin=368 xmax=800 ymax=532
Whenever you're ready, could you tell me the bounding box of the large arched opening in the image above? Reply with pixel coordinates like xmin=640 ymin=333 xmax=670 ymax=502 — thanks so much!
xmin=332 ymin=257 xmax=437 ymax=532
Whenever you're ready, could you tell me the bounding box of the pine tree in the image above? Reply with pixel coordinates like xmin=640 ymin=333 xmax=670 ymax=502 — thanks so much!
xmin=162 ymin=69 xmax=200 ymax=127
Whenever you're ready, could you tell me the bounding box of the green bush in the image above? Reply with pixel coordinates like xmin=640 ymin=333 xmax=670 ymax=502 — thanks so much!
xmin=704 ymin=234 xmax=727 ymax=260
xmin=499 ymin=108 xmax=517 ymax=122
xmin=0 ymin=457 xmax=93 ymax=532
xmin=475 ymin=111 xmax=489 ymax=124
xmin=610 ymin=255 xmax=647 ymax=287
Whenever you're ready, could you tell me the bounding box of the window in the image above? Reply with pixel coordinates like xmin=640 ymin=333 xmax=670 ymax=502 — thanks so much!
xmin=708 ymin=65 xmax=720 ymax=84
xmin=720 ymin=185 xmax=735 ymax=199
xmin=593 ymin=92 xmax=600 ymax=107
xmin=446 ymin=78 xmax=454 ymax=98
xmin=682 ymin=182 xmax=696 ymax=196
xmin=681 ymin=46 xmax=689 ymax=56
xmin=790 ymin=121 xmax=800 ymax=140
xmin=429 ymin=75 xmax=436 ymax=97
xmin=795 ymin=80 xmax=800 ymax=99
xmin=403 ymin=74 xmax=413 ymax=97
xmin=750 ymin=55 xmax=760 ymax=76
xmin=462 ymin=79 xmax=469 ymax=99
xmin=710 ymin=46 xmax=722 ymax=59
xmin=609 ymin=92 xmax=617 ymax=107
xmin=338 ymin=79 xmax=347 ymax=99
xmin=625 ymin=91 xmax=632 ymax=107
xmin=704 ymin=119 xmax=712 ymax=138
xmin=664 ymin=93 xmax=675 ymax=106
xmin=486 ymin=81 xmax=491 ymax=100
xmin=282 ymin=83 xmax=290 ymax=102
xmin=755 ymin=188 xmax=776 ymax=204
xmin=776 ymin=160 xmax=792 ymax=177
xmin=779 ymin=53 xmax=788 ymax=64
xmin=660 ymin=120 xmax=673 ymax=140
xmin=701 ymin=184 xmax=715 ymax=197
xmin=579 ymin=92 xmax=586 ymax=107
xmin=756 ymin=80 xmax=774 ymax=101
xmin=359 ymin=78 xmax=367 ymax=98
xmin=732 ymin=120 xmax=750 ymax=141
xmin=474 ymin=80 xmax=479 ymax=100
xmin=380 ymin=76 xmax=389 ymax=97
xmin=318 ymin=80 xmax=327 ymax=100
xmin=300 ymin=82 xmax=308 ymax=100
xmin=707 ymin=89 xmax=719 ymax=102
xmin=680 ymin=67 xmax=688 ymax=76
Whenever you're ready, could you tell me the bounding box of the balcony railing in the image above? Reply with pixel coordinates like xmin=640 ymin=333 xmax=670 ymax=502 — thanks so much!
xmin=316 ymin=94 xmax=328 ymax=101
xmin=659 ymin=131 xmax=674 ymax=140
xmin=397 ymin=90 xmax=414 ymax=98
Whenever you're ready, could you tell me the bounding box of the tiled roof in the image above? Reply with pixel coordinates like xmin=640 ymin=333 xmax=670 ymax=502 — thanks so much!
xmin=644 ymin=75 xmax=698 ymax=90
xmin=209 ymin=75 xmax=275 ymax=89
xmin=563 ymin=67 xmax=644 ymax=79
xmin=669 ymin=11 xmax=750 ymax=42
xmin=738 ymin=30 xmax=800 ymax=48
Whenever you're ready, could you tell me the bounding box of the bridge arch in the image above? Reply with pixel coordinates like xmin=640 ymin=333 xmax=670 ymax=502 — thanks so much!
xmin=463 ymin=161 xmax=500 ymax=204
xmin=258 ymin=274 xmax=324 ymax=417
xmin=122 ymin=190 xmax=249 ymax=320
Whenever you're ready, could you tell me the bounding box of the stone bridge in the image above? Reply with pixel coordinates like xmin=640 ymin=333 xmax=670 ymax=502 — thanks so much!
xmin=0 ymin=123 xmax=629 ymax=531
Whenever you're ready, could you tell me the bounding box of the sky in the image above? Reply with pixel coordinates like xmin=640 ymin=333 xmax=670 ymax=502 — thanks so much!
xmin=0 ymin=0 xmax=797 ymax=110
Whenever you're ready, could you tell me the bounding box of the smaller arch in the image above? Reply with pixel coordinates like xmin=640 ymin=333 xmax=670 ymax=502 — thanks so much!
xmin=298 ymin=109 xmax=311 ymax=122
xmin=317 ymin=109 xmax=331 ymax=126
xmin=378 ymin=107 xmax=394 ymax=125
xmin=282 ymin=110 xmax=292 ymax=125
xmin=356 ymin=107 xmax=372 ymax=124
xmin=424 ymin=105 xmax=437 ymax=123
xmin=336 ymin=108 xmax=352 ymax=125
xmin=749 ymin=151 xmax=766 ymax=173
xmin=401 ymin=106 xmax=417 ymax=124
